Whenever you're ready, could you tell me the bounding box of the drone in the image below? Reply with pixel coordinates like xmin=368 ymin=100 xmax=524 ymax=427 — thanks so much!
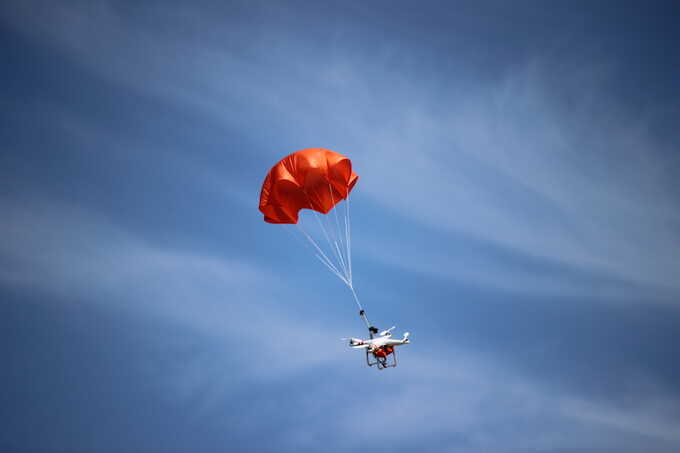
xmin=344 ymin=325 xmax=410 ymax=370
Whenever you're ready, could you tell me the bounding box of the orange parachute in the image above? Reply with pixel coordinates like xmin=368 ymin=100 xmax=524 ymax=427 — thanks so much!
xmin=259 ymin=148 xmax=359 ymax=224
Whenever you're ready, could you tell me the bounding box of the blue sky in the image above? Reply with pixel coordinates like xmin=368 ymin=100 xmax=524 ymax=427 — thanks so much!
xmin=2 ymin=1 xmax=680 ymax=452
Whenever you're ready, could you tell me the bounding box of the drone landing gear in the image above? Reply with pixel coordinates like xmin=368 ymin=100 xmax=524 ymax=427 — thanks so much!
xmin=366 ymin=347 xmax=397 ymax=370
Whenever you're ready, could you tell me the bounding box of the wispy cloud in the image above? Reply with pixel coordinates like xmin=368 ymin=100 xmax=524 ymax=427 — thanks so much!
xmin=5 ymin=1 xmax=676 ymax=301
xmin=3 ymin=2 xmax=680 ymax=452
xmin=0 ymin=195 xmax=339 ymax=374
xmin=5 ymin=194 xmax=678 ymax=451
xmin=275 ymin=351 xmax=680 ymax=452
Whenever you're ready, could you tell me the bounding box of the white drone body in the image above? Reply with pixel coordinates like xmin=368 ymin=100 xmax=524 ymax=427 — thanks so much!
xmin=344 ymin=326 xmax=410 ymax=370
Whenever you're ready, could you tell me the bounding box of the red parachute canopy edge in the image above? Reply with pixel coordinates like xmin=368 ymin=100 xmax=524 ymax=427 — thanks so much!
xmin=259 ymin=148 xmax=359 ymax=224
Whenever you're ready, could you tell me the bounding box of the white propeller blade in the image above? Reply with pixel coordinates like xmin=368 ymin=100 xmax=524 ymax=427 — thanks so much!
xmin=380 ymin=326 xmax=396 ymax=336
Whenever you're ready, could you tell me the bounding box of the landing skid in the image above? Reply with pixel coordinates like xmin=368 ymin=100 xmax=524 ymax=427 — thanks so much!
xmin=366 ymin=349 xmax=397 ymax=370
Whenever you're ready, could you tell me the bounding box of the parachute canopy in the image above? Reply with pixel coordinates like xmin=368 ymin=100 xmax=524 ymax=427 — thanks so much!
xmin=259 ymin=148 xmax=359 ymax=224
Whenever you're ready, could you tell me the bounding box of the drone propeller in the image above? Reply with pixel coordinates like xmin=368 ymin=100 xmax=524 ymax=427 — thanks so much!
xmin=342 ymin=337 xmax=366 ymax=347
xmin=380 ymin=326 xmax=396 ymax=336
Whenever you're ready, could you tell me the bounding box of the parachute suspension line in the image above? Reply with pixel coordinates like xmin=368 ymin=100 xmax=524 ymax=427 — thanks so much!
xmin=298 ymin=184 xmax=371 ymax=332
xmin=297 ymin=215 xmax=369 ymax=331
xmin=285 ymin=224 xmax=339 ymax=275
xmin=304 ymin=191 xmax=350 ymax=283
xmin=332 ymin=230 xmax=350 ymax=282
xmin=328 ymin=183 xmax=350 ymax=280
xmin=333 ymin=191 xmax=369 ymax=330
xmin=296 ymin=223 xmax=349 ymax=285
xmin=349 ymin=284 xmax=371 ymax=329
xmin=315 ymin=208 xmax=350 ymax=282
xmin=341 ymin=197 xmax=371 ymax=330
xmin=345 ymin=190 xmax=353 ymax=285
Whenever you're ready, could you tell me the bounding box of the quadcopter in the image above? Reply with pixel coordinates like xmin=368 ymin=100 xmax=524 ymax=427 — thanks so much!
xmin=344 ymin=325 xmax=410 ymax=370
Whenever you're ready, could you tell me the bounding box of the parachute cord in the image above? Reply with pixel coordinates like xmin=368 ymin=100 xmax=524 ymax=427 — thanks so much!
xmin=349 ymin=284 xmax=371 ymax=330
xmin=304 ymin=191 xmax=350 ymax=282
xmin=297 ymin=188 xmax=369 ymax=332
xmin=296 ymin=224 xmax=348 ymax=285
xmin=316 ymin=209 xmax=350 ymax=281
xmin=337 ymin=190 xmax=365 ymax=329
xmin=328 ymin=183 xmax=349 ymax=277
xmin=297 ymin=219 xmax=370 ymax=331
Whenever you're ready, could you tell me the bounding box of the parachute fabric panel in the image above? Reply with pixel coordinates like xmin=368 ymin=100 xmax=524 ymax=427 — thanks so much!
xmin=259 ymin=148 xmax=359 ymax=224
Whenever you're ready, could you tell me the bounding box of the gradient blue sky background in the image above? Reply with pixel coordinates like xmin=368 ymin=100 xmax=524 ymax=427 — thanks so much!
xmin=2 ymin=1 xmax=680 ymax=452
